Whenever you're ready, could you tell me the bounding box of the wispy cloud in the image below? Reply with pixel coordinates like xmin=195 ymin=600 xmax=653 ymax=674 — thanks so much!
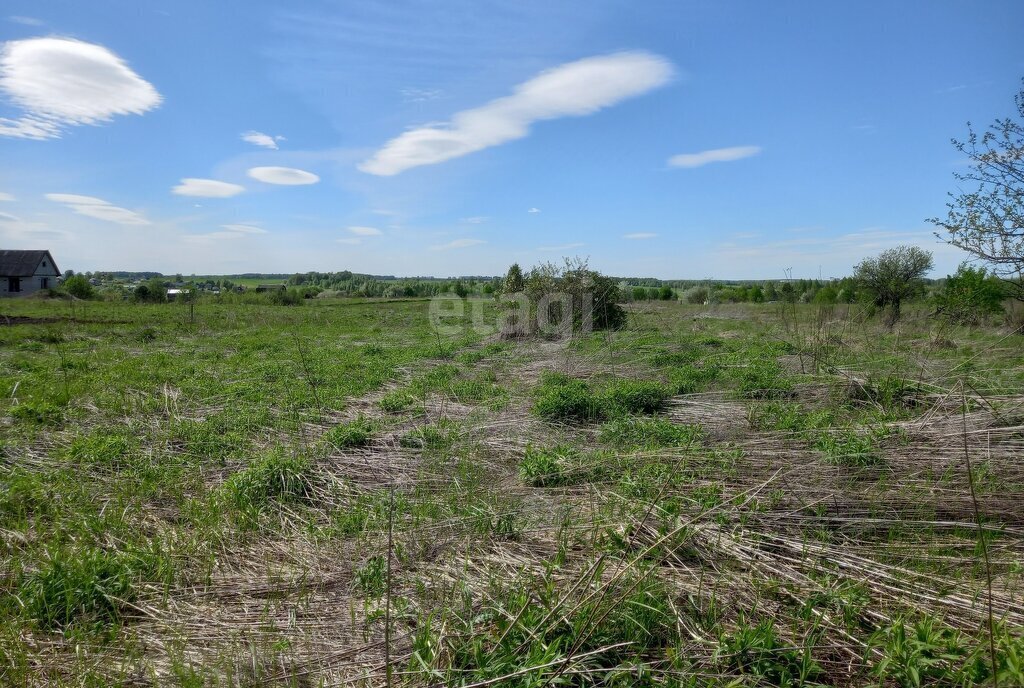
xmin=527 ymin=207 xmax=541 ymax=214
xmin=0 ymin=37 xmax=160 ymax=139
xmin=45 ymin=193 xmax=150 ymax=226
xmin=431 ymin=238 xmax=486 ymax=251
xmin=347 ymin=225 xmax=382 ymax=236
xmin=247 ymin=166 xmax=320 ymax=185
xmin=360 ymin=51 xmax=674 ymax=175
xmin=623 ymin=232 xmax=657 ymax=240
xmin=668 ymin=145 xmax=761 ymax=169
xmin=172 ymin=178 xmax=245 ymax=198
xmin=337 ymin=237 xmax=362 ymax=245
xmin=462 ymin=216 xmax=488 ymax=224
xmin=221 ymin=224 xmax=268 ymax=234
xmin=7 ymin=16 xmax=43 ymax=27
xmin=0 ymin=192 xmax=14 ymax=201
xmin=241 ymin=130 xmax=285 ymax=149
xmin=400 ymin=87 xmax=442 ymax=103
xmin=538 ymin=242 xmax=584 ymax=251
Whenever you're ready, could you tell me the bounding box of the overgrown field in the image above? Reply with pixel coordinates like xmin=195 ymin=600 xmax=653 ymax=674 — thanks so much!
xmin=1 ymin=297 xmax=1023 ymax=686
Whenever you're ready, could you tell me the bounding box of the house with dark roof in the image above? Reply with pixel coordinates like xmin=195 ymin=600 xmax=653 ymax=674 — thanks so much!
xmin=0 ymin=250 xmax=61 ymax=297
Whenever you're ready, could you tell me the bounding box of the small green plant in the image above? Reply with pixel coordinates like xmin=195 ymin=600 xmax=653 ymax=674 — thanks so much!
xmin=324 ymin=416 xmax=376 ymax=449
xmin=668 ymin=363 xmax=720 ymax=395
xmin=602 ymin=379 xmax=671 ymax=415
xmin=814 ymin=428 xmax=886 ymax=467
xmin=399 ymin=421 xmax=460 ymax=450
xmin=10 ymin=401 xmax=64 ymax=426
xmin=867 ymin=615 xmax=1001 ymax=687
xmin=224 ymin=451 xmax=314 ymax=512
xmin=379 ymin=390 xmax=415 ymax=413
xmin=64 ymin=431 xmax=137 ymax=468
xmin=735 ymin=359 xmax=794 ymax=400
xmin=716 ymin=617 xmax=822 ymax=686
xmin=354 ymin=555 xmax=388 ymax=597
xmin=599 ymin=416 xmax=704 ymax=449
xmin=21 ymin=547 xmax=137 ymax=630
xmin=533 ymin=373 xmax=604 ymax=422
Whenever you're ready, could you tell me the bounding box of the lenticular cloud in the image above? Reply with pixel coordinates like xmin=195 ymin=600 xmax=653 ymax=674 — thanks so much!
xmin=359 ymin=51 xmax=674 ymax=176
xmin=0 ymin=37 xmax=161 ymax=139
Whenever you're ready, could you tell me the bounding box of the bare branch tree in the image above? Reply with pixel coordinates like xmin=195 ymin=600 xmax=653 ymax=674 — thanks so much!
xmin=930 ymin=79 xmax=1024 ymax=300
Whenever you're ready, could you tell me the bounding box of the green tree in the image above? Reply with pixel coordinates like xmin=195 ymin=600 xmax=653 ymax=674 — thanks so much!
xmin=930 ymin=79 xmax=1024 ymax=300
xmin=61 ymin=274 xmax=94 ymax=299
xmin=854 ymin=245 xmax=934 ymax=325
xmin=502 ymin=263 xmax=525 ymax=294
xmin=934 ymin=263 xmax=1005 ymax=325
xmin=659 ymin=285 xmax=674 ymax=300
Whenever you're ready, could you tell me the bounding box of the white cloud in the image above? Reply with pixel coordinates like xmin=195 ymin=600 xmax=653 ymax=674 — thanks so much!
xmin=241 ymin=130 xmax=285 ymax=149
xmin=172 ymin=178 xmax=245 ymax=198
xmin=668 ymin=146 xmax=761 ymax=168
xmin=347 ymin=225 xmax=382 ymax=236
xmin=462 ymin=216 xmax=487 ymax=224
xmin=0 ymin=37 xmax=160 ymax=139
xmin=623 ymin=232 xmax=657 ymax=240
xmin=360 ymin=51 xmax=674 ymax=175
xmin=538 ymin=242 xmax=585 ymax=251
xmin=528 ymin=207 xmax=541 ymax=214
xmin=184 ymin=224 xmax=268 ymax=243
xmin=337 ymin=237 xmax=362 ymax=245
xmin=0 ymin=192 xmax=14 ymax=201
xmin=7 ymin=16 xmax=43 ymax=26
xmin=221 ymin=224 xmax=268 ymax=234
xmin=0 ymin=211 xmax=19 ymax=221
xmin=45 ymin=192 xmax=150 ymax=226
xmin=247 ymin=166 xmax=320 ymax=185
xmin=431 ymin=238 xmax=486 ymax=250
xmin=400 ymin=87 xmax=442 ymax=103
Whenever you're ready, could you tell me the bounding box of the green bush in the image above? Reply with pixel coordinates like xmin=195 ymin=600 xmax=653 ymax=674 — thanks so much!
xmin=61 ymin=275 xmax=95 ymax=300
xmin=10 ymin=401 xmax=64 ymax=426
xmin=21 ymin=547 xmax=138 ymax=629
xmin=533 ymin=374 xmax=603 ymax=422
xmin=735 ymin=360 xmax=794 ymax=399
xmin=603 ymin=380 xmax=671 ymax=415
xmin=934 ymin=263 xmax=1006 ymax=325
xmin=224 ymin=451 xmax=314 ymax=511
xmin=599 ymin=416 xmax=704 ymax=449
xmin=325 ymin=416 xmax=376 ymax=449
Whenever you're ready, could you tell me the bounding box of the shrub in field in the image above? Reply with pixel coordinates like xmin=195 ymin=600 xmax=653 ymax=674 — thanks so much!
xmin=20 ymin=547 xmax=144 ymax=630
xmin=668 ymin=363 xmax=720 ymax=394
xmin=354 ymin=556 xmax=387 ymax=596
xmin=417 ymin=574 xmax=677 ymax=682
xmin=849 ymin=374 xmax=923 ymax=411
xmin=533 ymin=374 xmax=604 ymax=422
xmin=867 ymin=615 xmax=1024 ymax=686
xmin=64 ymin=431 xmax=136 ymax=468
xmin=715 ymin=617 xmax=822 ymax=686
xmin=399 ymin=421 xmax=460 ymax=450
xmin=61 ymin=274 xmax=95 ymax=300
xmin=325 ymin=416 xmax=376 ymax=449
xmin=602 ymin=379 xmax=671 ymax=415
xmin=599 ymin=416 xmax=704 ymax=449
xmin=224 ymin=451 xmax=314 ymax=510
xmin=10 ymin=401 xmax=64 ymax=426
xmin=533 ymin=374 xmax=671 ymax=423
xmin=735 ymin=359 xmax=794 ymax=399
xmin=814 ymin=428 xmax=885 ymax=467
xmin=378 ymin=390 xmax=415 ymax=413
xmin=934 ymin=263 xmax=1006 ymax=325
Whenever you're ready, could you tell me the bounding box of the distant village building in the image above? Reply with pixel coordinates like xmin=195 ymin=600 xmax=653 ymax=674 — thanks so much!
xmin=255 ymin=284 xmax=286 ymax=292
xmin=0 ymin=250 xmax=61 ymax=297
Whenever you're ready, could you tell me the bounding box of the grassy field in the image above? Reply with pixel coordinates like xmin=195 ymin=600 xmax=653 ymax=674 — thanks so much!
xmin=1 ymin=297 xmax=1022 ymax=686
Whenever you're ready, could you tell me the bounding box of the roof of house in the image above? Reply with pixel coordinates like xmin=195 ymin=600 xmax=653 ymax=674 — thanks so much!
xmin=0 ymin=250 xmax=60 ymax=277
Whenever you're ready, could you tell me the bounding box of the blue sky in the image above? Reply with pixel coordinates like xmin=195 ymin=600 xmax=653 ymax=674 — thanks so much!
xmin=1 ymin=1 xmax=1022 ymax=278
